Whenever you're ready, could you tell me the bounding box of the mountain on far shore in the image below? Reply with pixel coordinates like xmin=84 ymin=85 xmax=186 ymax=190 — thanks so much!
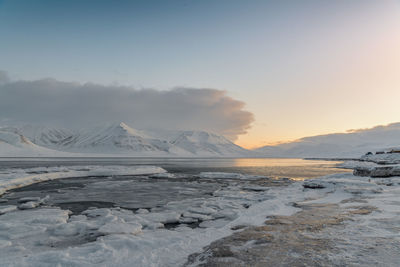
xmin=0 ymin=122 xmax=252 ymax=157
xmin=255 ymin=122 xmax=400 ymax=158
xmin=1 ymin=122 xmax=399 ymax=158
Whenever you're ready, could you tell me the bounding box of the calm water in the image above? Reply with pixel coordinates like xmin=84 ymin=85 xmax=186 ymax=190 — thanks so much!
xmin=0 ymin=157 xmax=349 ymax=180
xmin=0 ymin=158 xmax=350 ymax=215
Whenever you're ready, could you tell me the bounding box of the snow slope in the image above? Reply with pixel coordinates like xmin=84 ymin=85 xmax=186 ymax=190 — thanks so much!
xmin=1 ymin=125 xmax=76 ymax=148
xmin=0 ymin=130 xmax=71 ymax=157
xmin=62 ymin=122 xmax=189 ymax=156
xmin=168 ymin=130 xmax=251 ymax=156
xmin=255 ymin=122 xmax=400 ymax=158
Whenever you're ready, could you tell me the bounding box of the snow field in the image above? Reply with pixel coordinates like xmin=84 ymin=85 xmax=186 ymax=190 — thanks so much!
xmin=0 ymin=170 xmax=303 ymax=267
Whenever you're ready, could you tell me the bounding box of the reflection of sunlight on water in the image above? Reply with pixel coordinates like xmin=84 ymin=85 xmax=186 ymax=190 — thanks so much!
xmin=229 ymin=158 xmax=351 ymax=180
xmin=290 ymin=177 xmax=307 ymax=181
xmin=0 ymin=157 xmax=352 ymax=181
xmin=232 ymin=158 xmax=342 ymax=167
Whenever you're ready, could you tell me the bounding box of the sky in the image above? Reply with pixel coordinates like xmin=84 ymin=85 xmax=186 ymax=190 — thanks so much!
xmin=0 ymin=0 xmax=399 ymax=148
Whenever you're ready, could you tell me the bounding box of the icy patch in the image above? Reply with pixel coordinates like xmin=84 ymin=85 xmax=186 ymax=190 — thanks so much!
xmin=0 ymin=165 xmax=166 ymax=196
xmin=1 ymin=162 xmax=399 ymax=266
xmin=0 ymin=205 xmax=17 ymax=215
xmin=18 ymin=201 xmax=41 ymax=210
xmin=336 ymin=160 xmax=379 ymax=170
xmin=354 ymin=165 xmax=400 ymax=178
xmin=298 ymin=172 xmax=400 ymax=266
xmin=361 ymin=151 xmax=400 ymax=164
xmin=149 ymin=172 xmax=176 ymax=179
xmin=136 ymin=209 xmax=149 ymax=214
xmin=0 ymin=178 xmax=305 ymax=266
xmin=18 ymin=196 xmax=42 ymax=203
xmin=141 ymin=211 xmax=182 ymax=224
xmin=17 ymin=195 xmax=50 ymax=210
xmin=198 ymin=172 xmax=266 ymax=179
xmin=99 ymin=222 xmax=142 ymax=235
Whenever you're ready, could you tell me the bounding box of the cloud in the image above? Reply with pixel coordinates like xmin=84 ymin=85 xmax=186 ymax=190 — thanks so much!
xmin=346 ymin=122 xmax=400 ymax=133
xmin=0 ymin=74 xmax=254 ymax=139
xmin=0 ymin=71 xmax=10 ymax=84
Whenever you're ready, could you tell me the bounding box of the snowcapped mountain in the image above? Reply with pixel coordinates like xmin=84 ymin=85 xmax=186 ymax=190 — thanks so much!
xmin=0 ymin=130 xmax=69 ymax=157
xmin=167 ymin=130 xmax=251 ymax=156
xmin=1 ymin=125 xmax=76 ymax=148
xmin=63 ymin=122 xmax=189 ymax=156
xmin=254 ymin=123 xmax=400 ymax=158
xmin=0 ymin=122 xmax=251 ymax=157
xmin=65 ymin=123 xmax=252 ymax=156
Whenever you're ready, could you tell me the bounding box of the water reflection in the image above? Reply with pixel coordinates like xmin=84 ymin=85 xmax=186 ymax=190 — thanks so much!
xmin=231 ymin=158 xmax=342 ymax=167
xmin=0 ymin=157 xmax=351 ymax=180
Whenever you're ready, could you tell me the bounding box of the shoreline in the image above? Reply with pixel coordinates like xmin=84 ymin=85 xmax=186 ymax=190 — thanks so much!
xmin=185 ymin=169 xmax=400 ymax=266
xmin=0 ymin=159 xmax=398 ymax=266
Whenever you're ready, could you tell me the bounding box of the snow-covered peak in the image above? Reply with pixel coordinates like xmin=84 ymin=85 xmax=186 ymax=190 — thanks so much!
xmin=69 ymin=122 xmax=161 ymax=153
xmin=168 ymin=130 xmax=250 ymax=156
xmin=0 ymin=131 xmax=34 ymax=148
xmin=254 ymin=122 xmax=400 ymax=158
xmin=0 ymin=124 xmax=75 ymax=148
xmin=108 ymin=122 xmax=151 ymax=139
xmin=0 ymin=130 xmax=73 ymax=157
xmin=0 ymin=123 xmax=252 ymax=157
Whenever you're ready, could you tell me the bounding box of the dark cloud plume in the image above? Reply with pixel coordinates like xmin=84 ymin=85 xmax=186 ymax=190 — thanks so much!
xmin=0 ymin=74 xmax=254 ymax=139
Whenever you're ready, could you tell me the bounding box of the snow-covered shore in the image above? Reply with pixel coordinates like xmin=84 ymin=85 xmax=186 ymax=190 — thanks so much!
xmin=188 ymin=164 xmax=400 ymax=266
xmin=0 ymin=169 xmax=301 ymax=267
xmin=339 ymin=151 xmax=400 ymax=177
xmin=0 ymin=156 xmax=398 ymax=266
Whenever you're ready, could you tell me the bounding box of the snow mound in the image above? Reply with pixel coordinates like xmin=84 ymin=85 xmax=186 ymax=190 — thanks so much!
xmin=361 ymin=150 xmax=400 ymax=164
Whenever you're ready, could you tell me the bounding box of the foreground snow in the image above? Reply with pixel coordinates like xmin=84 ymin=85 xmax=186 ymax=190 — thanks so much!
xmin=298 ymin=172 xmax=400 ymax=265
xmin=0 ymin=162 xmax=399 ymax=266
xmin=0 ymin=170 xmax=302 ymax=267
xmin=338 ymin=153 xmax=400 ymax=177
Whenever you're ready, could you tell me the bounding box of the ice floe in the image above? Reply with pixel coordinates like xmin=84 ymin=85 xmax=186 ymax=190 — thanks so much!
xmin=0 ymin=205 xmax=17 ymax=215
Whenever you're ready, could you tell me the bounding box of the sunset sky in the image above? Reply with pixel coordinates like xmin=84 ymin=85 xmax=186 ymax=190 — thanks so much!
xmin=1 ymin=0 xmax=399 ymax=148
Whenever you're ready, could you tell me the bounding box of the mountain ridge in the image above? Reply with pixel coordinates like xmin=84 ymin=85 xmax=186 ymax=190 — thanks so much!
xmin=0 ymin=122 xmax=252 ymax=157
xmin=255 ymin=122 xmax=400 ymax=158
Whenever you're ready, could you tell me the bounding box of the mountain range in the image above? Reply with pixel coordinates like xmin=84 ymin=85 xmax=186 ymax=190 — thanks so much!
xmin=255 ymin=122 xmax=400 ymax=158
xmin=0 ymin=122 xmax=251 ymax=157
xmin=1 ymin=122 xmax=399 ymax=158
